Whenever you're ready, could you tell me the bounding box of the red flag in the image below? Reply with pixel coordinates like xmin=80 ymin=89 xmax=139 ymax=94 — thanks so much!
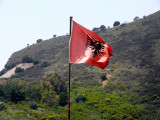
xmin=69 ymin=21 xmax=113 ymax=69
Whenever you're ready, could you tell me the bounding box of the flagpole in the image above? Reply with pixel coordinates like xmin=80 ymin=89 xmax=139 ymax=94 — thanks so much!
xmin=68 ymin=16 xmax=72 ymax=120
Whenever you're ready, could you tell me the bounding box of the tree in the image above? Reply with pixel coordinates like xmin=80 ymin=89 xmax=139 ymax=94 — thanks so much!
xmin=113 ymin=21 xmax=120 ymax=27
xmin=134 ymin=16 xmax=140 ymax=21
xmin=10 ymin=88 xmax=25 ymax=103
xmin=92 ymin=27 xmax=100 ymax=32
xmin=53 ymin=35 xmax=57 ymax=38
xmin=25 ymin=82 xmax=41 ymax=102
xmin=41 ymin=61 xmax=49 ymax=67
xmin=0 ymin=102 xmax=7 ymax=111
xmin=100 ymin=25 xmax=106 ymax=31
xmin=100 ymin=72 xmax=107 ymax=81
xmin=33 ymin=60 xmax=39 ymax=65
xmin=0 ymin=86 xmax=4 ymax=97
xmin=36 ymin=39 xmax=43 ymax=43
xmin=42 ymin=73 xmax=67 ymax=94
xmin=0 ymin=69 xmax=6 ymax=76
xmin=2 ymin=80 xmax=27 ymax=103
xmin=143 ymin=16 xmax=146 ymax=19
xmin=15 ymin=67 xmax=24 ymax=73
xmin=59 ymin=92 xmax=68 ymax=106
xmin=120 ymin=23 xmax=126 ymax=27
xmin=75 ymin=94 xmax=87 ymax=103
xmin=22 ymin=55 xmax=33 ymax=63
xmin=5 ymin=63 xmax=16 ymax=70
xmin=41 ymin=82 xmax=59 ymax=105
xmin=30 ymin=102 xmax=38 ymax=109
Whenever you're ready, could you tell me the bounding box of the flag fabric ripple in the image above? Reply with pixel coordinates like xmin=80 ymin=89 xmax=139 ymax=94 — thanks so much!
xmin=69 ymin=21 xmax=113 ymax=69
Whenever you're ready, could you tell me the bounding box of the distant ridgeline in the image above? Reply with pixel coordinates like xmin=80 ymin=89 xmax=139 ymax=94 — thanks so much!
xmin=0 ymin=10 xmax=160 ymax=92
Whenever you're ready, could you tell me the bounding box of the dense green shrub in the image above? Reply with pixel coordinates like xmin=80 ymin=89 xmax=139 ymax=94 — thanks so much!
xmin=15 ymin=67 xmax=24 ymax=73
xmin=59 ymin=92 xmax=68 ymax=106
xmin=1 ymin=79 xmax=43 ymax=103
xmin=25 ymin=83 xmax=42 ymax=102
xmin=0 ymin=69 xmax=6 ymax=76
xmin=92 ymin=27 xmax=100 ymax=32
xmin=22 ymin=55 xmax=33 ymax=63
xmin=113 ymin=21 xmax=120 ymax=27
xmin=134 ymin=16 xmax=140 ymax=21
xmin=100 ymin=25 xmax=106 ymax=31
xmin=75 ymin=95 xmax=87 ymax=103
xmin=0 ymin=87 xmax=4 ymax=97
xmin=10 ymin=88 xmax=25 ymax=103
xmin=41 ymin=90 xmax=58 ymax=105
xmin=100 ymin=73 xmax=107 ymax=81
xmin=1 ymin=79 xmax=26 ymax=103
xmin=33 ymin=60 xmax=39 ymax=65
xmin=41 ymin=61 xmax=49 ymax=67
xmin=36 ymin=39 xmax=43 ymax=43
xmin=0 ymin=102 xmax=7 ymax=111
xmin=5 ymin=63 xmax=16 ymax=70
xmin=30 ymin=102 xmax=38 ymax=109
xmin=43 ymin=73 xmax=67 ymax=94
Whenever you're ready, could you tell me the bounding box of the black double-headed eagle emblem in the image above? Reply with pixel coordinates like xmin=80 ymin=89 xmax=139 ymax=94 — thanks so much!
xmin=86 ymin=35 xmax=105 ymax=58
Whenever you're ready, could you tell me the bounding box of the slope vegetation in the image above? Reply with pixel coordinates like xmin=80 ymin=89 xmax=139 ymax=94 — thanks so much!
xmin=0 ymin=10 xmax=160 ymax=120
xmin=2 ymin=10 xmax=160 ymax=94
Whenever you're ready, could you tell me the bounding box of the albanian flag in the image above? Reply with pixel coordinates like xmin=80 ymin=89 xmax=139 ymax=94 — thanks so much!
xmin=69 ymin=21 xmax=113 ymax=69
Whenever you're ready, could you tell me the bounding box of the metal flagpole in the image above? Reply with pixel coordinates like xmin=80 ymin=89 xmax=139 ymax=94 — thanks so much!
xmin=68 ymin=16 xmax=73 ymax=120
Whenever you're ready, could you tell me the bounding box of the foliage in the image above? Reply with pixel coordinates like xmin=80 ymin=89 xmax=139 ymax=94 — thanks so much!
xmin=22 ymin=55 xmax=33 ymax=63
xmin=41 ymin=89 xmax=59 ymax=105
xmin=42 ymin=73 xmax=67 ymax=94
xmin=0 ymin=69 xmax=6 ymax=76
xmin=23 ymin=81 xmax=42 ymax=102
xmin=100 ymin=25 xmax=106 ymax=31
xmin=30 ymin=102 xmax=38 ymax=109
xmin=33 ymin=59 xmax=39 ymax=65
xmin=100 ymin=72 xmax=106 ymax=81
xmin=10 ymin=87 xmax=25 ymax=103
xmin=120 ymin=23 xmax=126 ymax=27
xmin=0 ymin=86 xmax=4 ymax=97
xmin=1 ymin=79 xmax=36 ymax=103
xmin=0 ymin=83 xmax=160 ymax=119
xmin=41 ymin=61 xmax=49 ymax=67
xmin=59 ymin=92 xmax=68 ymax=106
xmin=37 ymin=39 xmax=43 ymax=43
xmin=15 ymin=67 xmax=24 ymax=73
xmin=134 ymin=16 xmax=140 ymax=21
xmin=70 ymin=84 xmax=149 ymax=119
xmin=92 ymin=27 xmax=100 ymax=32
xmin=53 ymin=34 xmax=57 ymax=38
xmin=0 ymin=73 xmax=66 ymax=105
xmin=0 ymin=63 xmax=16 ymax=76
xmin=113 ymin=21 xmax=120 ymax=27
xmin=75 ymin=94 xmax=87 ymax=103
xmin=5 ymin=63 xmax=16 ymax=70
xmin=2 ymin=80 xmax=25 ymax=103
xmin=0 ymin=102 xmax=7 ymax=111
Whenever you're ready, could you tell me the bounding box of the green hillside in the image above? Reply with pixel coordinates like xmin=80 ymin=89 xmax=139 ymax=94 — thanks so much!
xmin=4 ymin=10 xmax=160 ymax=89
xmin=0 ymin=10 xmax=160 ymax=119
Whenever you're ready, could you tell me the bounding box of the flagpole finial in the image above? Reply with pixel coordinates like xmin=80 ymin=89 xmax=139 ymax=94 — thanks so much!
xmin=70 ymin=17 xmax=73 ymax=36
xmin=70 ymin=16 xmax=73 ymax=19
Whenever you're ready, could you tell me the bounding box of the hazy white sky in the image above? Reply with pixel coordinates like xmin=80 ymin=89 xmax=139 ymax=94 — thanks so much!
xmin=0 ymin=0 xmax=160 ymax=71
